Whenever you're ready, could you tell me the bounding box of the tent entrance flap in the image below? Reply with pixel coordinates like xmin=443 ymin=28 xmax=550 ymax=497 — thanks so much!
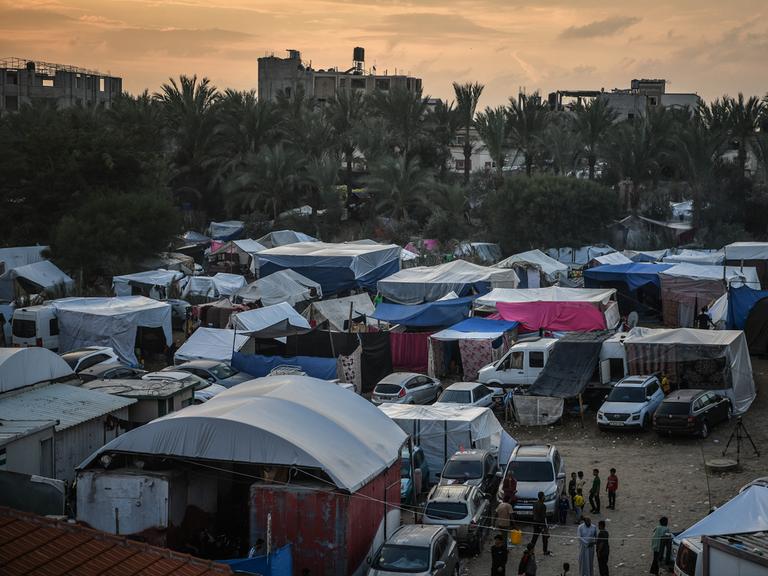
xmin=528 ymin=332 xmax=611 ymax=398
xmin=512 ymin=395 xmax=564 ymax=426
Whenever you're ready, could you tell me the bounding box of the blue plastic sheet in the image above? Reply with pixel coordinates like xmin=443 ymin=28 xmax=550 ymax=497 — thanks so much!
xmin=371 ymin=296 xmax=475 ymax=327
xmin=220 ymin=544 xmax=292 ymax=576
xmin=444 ymin=317 xmax=519 ymax=333
xmin=583 ymin=263 xmax=673 ymax=292
xmin=232 ymin=351 xmax=337 ymax=380
xmin=728 ymin=285 xmax=768 ymax=329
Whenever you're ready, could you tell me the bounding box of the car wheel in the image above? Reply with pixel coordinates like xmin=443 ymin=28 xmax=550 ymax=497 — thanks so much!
xmin=641 ymin=414 xmax=650 ymax=430
xmin=700 ymin=420 xmax=709 ymax=439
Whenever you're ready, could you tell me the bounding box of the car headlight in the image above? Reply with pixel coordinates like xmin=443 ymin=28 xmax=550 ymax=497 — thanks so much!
xmin=597 ymin=411 xmax=604 ymax=419
xmin=544 ymin=488 xmax=559 ymax=501
xmin=631 ymin=412 xmax=641 ymax=420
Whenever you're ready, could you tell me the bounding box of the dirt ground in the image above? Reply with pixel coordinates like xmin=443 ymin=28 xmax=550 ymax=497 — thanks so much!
xmin=459 ymin=357 xmax=768 ymax=576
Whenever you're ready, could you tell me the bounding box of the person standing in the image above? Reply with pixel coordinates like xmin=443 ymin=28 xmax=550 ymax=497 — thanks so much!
xmin=696 ymin=306 xmax=714 ymax=330
xmin=606 ymin=469 xmax=618 ymax=510
xmin=576 ymin=471 xmax=586 ymax=496
xmin=518 ymin=543 xmax=537 ymax=576
xmin=568 ymin=472 xmax=578 ymax=510
xmin=589 ymin=469 xmax=601 ymax=514
xmin=558 ymin=491 xmax=571 ymax=525
xmin=496 ymin=498 xmax=514 ymax=536
xmin=650 ymin=516 xmax=671 ymax=575
xmin=577 ymin=517 xmax=598 ymax=576
xmin=491 ymin=533 xmax=509 ymax=576
xmin=503 ymin=470 xmax=518 ymax=504
xmin=529 ymin=491 xmax=550 ymax=556
xmin=574 ymin=488 xmax=585 ymax=524
xmin=596 ymin=520 xmax=610 ymax=576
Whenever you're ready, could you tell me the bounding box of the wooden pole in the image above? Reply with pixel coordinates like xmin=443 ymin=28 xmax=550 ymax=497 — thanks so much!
xmin=348 ymin=302 xmax=354 ymax=333
xmin=578 ymin=393 xmax=585 ymax=428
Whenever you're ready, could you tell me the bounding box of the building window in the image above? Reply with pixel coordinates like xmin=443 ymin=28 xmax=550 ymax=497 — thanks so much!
xmin=42 ymin=78 xmax=54 ymax=88
xmin=75 ymin=74 xmax=83 ymax=89
xmin=99 ymin=78 xmax=105 ymax=92
xmin=375 ymin=78 xmax=390 ymax=91
xmin=284 ymin=86 xmax=292 ymax=97
xmin=6 ymin=71 xmax=18 ymax=85
xmin=648 ymin=96 xmax=657 ymax=106
xmin=627 ymin=113 xmax=635 ymax=120
xmin=4 ymin=95 xmax=18 ymax=111
xmin=339 ymin=78 xmax=346 ymax=87
xmin=351 ymin=78 xmax=366 ymax=90
xmin=455 ymin=159 xmax=465 ymax=171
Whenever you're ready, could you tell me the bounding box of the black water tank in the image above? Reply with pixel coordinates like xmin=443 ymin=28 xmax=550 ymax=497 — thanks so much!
xmin=353 ymin=47 xmax=365 ymax=62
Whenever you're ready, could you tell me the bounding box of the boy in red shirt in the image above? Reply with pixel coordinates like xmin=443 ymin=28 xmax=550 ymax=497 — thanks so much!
xmin=606 ymin=468 xmax=619 ymax=510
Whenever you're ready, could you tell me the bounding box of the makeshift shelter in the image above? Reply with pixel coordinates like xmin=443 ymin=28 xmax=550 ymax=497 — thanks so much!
xmin=659 ymin=264 xmax=760 ymax=327
xmin=140 ymin=252 xmax=195 ymax=276
xmin=675 ymin=485 xmax=768 ymax=544
xmin=727 ymin=285 xmax=768 ymax=355
xmin=546 ymin=245 xmax=616 ymax=267
xmin=173 ymin=327 xmax=250 ymax=364
xmin=583 ymin=262 xmax=673 ymax=318
xmin=429 ymin=317 xmax=518 ymax=381
xmin=256 ymin=230 xmax=318 ymax=248
xmin=302 ymin=293 xmax=375 ymax=332
xmin=0 ymin=347 xmax=75 ymax=393
xmin=453 ymin=242 xmax=502 ymax=264
xmin=208 ymin=239 xmax=266 ymax=274
xmin=590 ymin=252 xmax=633 ymax=266
xmin=11 ymin=260 xmax=74 ymax=299
xmin=380 ymin=404 xmax=515 ymax=484
xmin=663 ymin=249 xmax=724 ymax=265
xmin=495 ymin=249 xmax=568 ymax=288
xmin=180 ymin=230 xmax=210 ymax=245
xmin=234 ymin=270 xmax=321 ymax=307
xmin=232 ymin=302 xmax=312 ymax=339
xmin=182 ymin=276 xmax=220 ymax=303
xmin=377 ymin=260 xmax=519 ymax=305
xmin=257 ymin=242 xmax=401 ymax=296
xmin=372 ymin=296 xmax=475 ymax=328
xmin=112 ymin=270 xmax=185 ymax=300
xmin=0 ymin=246 xmax=48 ymax=302
xmin=623 ymin=327 xmax=755 ymax=414
xmin=212 ymin=273 xmax=247 ymax=297
xmin=52 ymin=297 xmax=173 ymax=367
xmin=195 ymin=299 xmax=244 ymax=329
xmin=208 ymin=220 xmax=244 ymax=241
xmin=725 ymin=242 xmax=768 ymax=288
xmin=623 ymin=249 xmax=668 ymax=263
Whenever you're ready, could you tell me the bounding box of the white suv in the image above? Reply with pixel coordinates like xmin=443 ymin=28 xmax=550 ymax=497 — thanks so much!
xmin=597 ymin=375 xmax=664 ymax=430
xmin=497 ymin=444 xmax=565 ymax=519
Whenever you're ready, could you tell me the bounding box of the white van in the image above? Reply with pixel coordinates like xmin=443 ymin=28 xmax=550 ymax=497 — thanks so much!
xmin=477 ymin=338 xmax=557 ymax=387
xmin=11 ymin=305 xmax=59 ymax=350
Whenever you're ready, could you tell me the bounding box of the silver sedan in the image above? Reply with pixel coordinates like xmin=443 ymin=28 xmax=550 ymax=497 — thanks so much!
xmin=371 ymin=373 xmax=441 ymax=406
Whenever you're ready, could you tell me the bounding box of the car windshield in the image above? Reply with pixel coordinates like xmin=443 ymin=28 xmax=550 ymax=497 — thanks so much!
xmin=373 ymin=545 xmax=430 ymax=573
xmin=657 ymin=402 xmax=691 ymax=416
xmin=12 ymin=319 xmax=36 ymax=339
xmin=442 ymin=459 xmax=483 ymax=480
xmin=439 ymin=390 xmax=472 ymax=404
xmin=208 ymin=364 xmax=237 ymax=379
xmin=607 ymin=386 xmax=646 ymax=403
xmin=376 ymin=384 xmax=402 ymax=395
xmin=424 ymin=501 xmax=468 ymax=520
xmin=508 ymin=461 xmax=554 ymax=482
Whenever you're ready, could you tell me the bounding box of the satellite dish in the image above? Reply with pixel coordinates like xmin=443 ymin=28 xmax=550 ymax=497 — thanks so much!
xmin=627 ymin=311 xmax=639 ymax=329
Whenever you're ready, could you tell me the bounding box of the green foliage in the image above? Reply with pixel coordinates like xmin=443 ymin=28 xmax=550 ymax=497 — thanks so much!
xmin=484 ymin=176 xmax=620 ymax=253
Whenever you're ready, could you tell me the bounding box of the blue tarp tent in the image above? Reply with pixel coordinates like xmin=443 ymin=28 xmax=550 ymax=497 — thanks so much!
xmin=220 ymin=544 xmax=292 ymax=576
xmin=583 ymin=263 xmax=673 ymax=291
xmin=727 ymin=285 xmax=768 ymax=329
xmin=435 ymin=317 xmax=520 ymax=336
xmin=232 ymin=351 xmax=337 ymax=380
xmin=372 ymin=297 xmax=475 ymax=327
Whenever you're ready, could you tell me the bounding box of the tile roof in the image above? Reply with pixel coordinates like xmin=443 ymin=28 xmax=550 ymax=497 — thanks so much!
xmin=0 ymin=507 xmax=233 ymax=576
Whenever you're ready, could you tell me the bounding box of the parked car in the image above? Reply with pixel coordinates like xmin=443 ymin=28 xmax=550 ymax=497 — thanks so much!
xmin=596 ymin=375 xmax=664 ymax=430
xmin=422 ymin=484 xmax=490 ymax=553
xmin=497 ymin=444 xmax=565 ymax=519
xmin=367 ymin=524 xmax=458 ymax=576
xmin=163 ymin=360 xmax=251 ymax=388
xmin=78 ymin=362 xmax=147 ymax=382
xmin=401 ymin=446 xmax=430 ymax=504
xmin=653 ymin=389 xmax=731 ymax=438
xmin=371 ymin=373 xmax=441 ymax=406
xmin=143 ymin=370 xmax=227 ymax=404
xmin=438 ymin=449 xmax=499 ymax=496
xmin=433 ymin=382 xmax=502 ymax=408
xmin=60 ymin=346 xmax=120 ymax=373
xmin=11 ymin=305 xmax=59 ymax=350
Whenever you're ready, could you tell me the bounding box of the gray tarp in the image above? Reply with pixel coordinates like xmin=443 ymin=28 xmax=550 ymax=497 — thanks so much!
xmin=235 ymin=270 xmax=321 ymax=307
xmin=11 ymin=260 xmax=74 ymax=297
xmin=232 ymin=302 xmax=312 ymax=338
xmin=302 ymin=293 xmax=375 ymax=331
xmin=0 ymin=246 xmax=47 ymax=301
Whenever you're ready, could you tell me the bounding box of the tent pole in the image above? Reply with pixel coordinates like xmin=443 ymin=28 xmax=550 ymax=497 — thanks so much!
xmin=578 ymin=393 xmax=585 ymax=428
xmin=348 ymin=302 xmax=354 ymax=333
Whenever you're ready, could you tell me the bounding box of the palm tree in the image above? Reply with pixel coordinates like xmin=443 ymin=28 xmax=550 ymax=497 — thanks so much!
xmin=724 ymin=93 xmax=766 ymax=175
xmin=572 ymin=98 xmax=619 ymax=179
xmin=425 ymin=99 xmax=459 ymax=181
xmin=540 ymin=114 xmax=580 ymax=176
xmin=305 ymin=151 xmax=341 ymax=234
xmin=326 ymin=90 xmax=365 ymax=197
xmin=453 ymin=82 xmax=485 ymax=183
xmin=369 ymin=86 xmax=429 ymax=158
xmin=475 ymin=105 xmax=510 ymax=179
xmin=507 ymin=92 xmax=550 ymax=177
xmin=367 ymin=155 xmax=432 ymax=220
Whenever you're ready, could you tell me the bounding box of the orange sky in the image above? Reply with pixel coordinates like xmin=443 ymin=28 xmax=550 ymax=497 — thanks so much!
xmin=2 ymin=0 xmax=767 ymax=106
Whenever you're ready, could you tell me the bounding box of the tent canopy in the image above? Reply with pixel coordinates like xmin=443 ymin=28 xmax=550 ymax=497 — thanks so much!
xmin=174 ymin=327 xmax=249 ymax=364
xmin=728 ymin=285 xmax=768 ymax=330
xmin=378 ymin=260 xmax=519 ymax=305
xmin=372 ymin=296 xmax=475 ymax=327
xmin=112 ymin=269 xmax=184 ymax=297
xmin=724 ymin=242 xmax=768 ymax=261
xmin=592 ymin=252 xmax=633 ymax=266
xmin=81 ymin=375 xmax=407 ymax=493
xmin=0 ymin=347 xmax=75 ymax=393
xmin=303 ymin=293 xmax=375 ymax=332
xmin=546 ymin=245 xmax=616 ymax=266
xmin=676 ymin=485 xmax=768 ymax=543
xmin=52 ymin=296 xmax=172 ymax=367
xmin=0 ymin=246 xmax=48 ymax=301
xmin=212 ymin=273 xmax=247 ymax=297
xmin=624 ymin=249 xmax=668 ymax=263
xmin=235 ymin=270 xmax=321 ymax=307
xmin=583 ymin=263 xmax=673 ymax=292
xmin=257 ymin=242 xmax=401 ymax=296
xmin=475 ymin=287 xmax=616 ymax=308
xmin=495 ymin=249 xmax=568 ymax=283
xmin=431 ymin=317 xmax=519 ymax=341
xmin=232 ymin=302 xmax=312 ymax=338
xmin=495 ymin=301 xmax=607 ymax=332
xmin=660 ymin=264 xmax=760 ymax=286
xmin=663 ymin=249 xmax=724 ymax=265
xmin=257 ymin=230 xmax=318 ymax=248
xmin=11 ymin=260 xmax=74 ymax=296
xmin=209 ymin=220 xmax=244 ymax=241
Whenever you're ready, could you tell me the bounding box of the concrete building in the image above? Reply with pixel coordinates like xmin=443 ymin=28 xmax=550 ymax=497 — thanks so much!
xmin=0 ymin=57 xmax=122 ymax=113
xmin=258 ymin=47 xmax=422 ymax=103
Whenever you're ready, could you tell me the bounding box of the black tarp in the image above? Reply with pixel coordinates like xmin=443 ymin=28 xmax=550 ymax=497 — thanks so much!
xmin=359 ymin=332 xmax=393 ymax=393
xmin=745 ymin=298 xmax=768 ymax=356
xmin=528 ymin=332 xmax=612 ymax=398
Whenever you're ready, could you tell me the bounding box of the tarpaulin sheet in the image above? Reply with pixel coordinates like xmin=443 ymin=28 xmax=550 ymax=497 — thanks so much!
xmin=257 ymin=229 xmax=318 ymax=248
xmin=512 ymin=395 xmax=565 ymax=426
xmin=285 ymin=330 xmax=360 ymax=358
xmin=496 ymin=301 xmax=607 ymax=332
xmin=359 ymin=332 xmax=392 ymax=393
xmin=209 ymin=220 xmax=244 ymax=240
xmin=235 ymin=270 xmax=318 ymax=307
xmin=372 ymin=297 xmax=474 ymax=327
xmin=431 ymin=317 xmax=519 ymax=341
xmin=724 ymin=242 xmax=768 ymax=261
xmin=174 ymin=327 xmax=249 ymax=364
xmin=232 ymin=351 xmax=337 ymax=380
xmin=496 ymin=249 xmax=568 ymax=283
xmin=303 ymin=293 xmax=375 ymax=331
xmin=583 ymin=263 xmax=673 ymax=292
xmin=220 ymin=544 xmax=293 ymax=576
xmin=390 ymin=332 xmax=431 ymax=373
xmin=12 ymin=260 xmax=74 ymax=295
xmin=527 ymin=332 xmax=611 ymax=398
xmin=727 ymin=285 xmax=768 ymax=330
xmin=232 ymin=302 xmax=312 ymax=338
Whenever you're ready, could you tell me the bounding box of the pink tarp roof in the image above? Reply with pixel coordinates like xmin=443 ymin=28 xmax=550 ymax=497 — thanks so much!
xmin=495 ymin=301 xmax=606 ymax=332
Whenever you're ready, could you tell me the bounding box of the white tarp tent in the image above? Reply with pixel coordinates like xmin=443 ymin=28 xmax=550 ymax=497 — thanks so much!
xmin=232 ymin=302 xmax=311 ymax=338
xmin=52 ymin=297 xmax=172 ymax=367
xmin=209 ymin=239 xmax=267 ymax=274
xmin=183 ymin=276 xmax=219 ymax=301
xmin=209 ymin=220 xmax=244 ymax=240
xmin=663 ymin=249 xmax=725 ymax=265
xmin=0 ymin=347 xmax=75 ymax=393
xmin=235 ymin=270 xmax=321 ymax=307
xmin=0 ymin=246 xmax=48 ymax=302
xmin=11 ymin=260 xmax=75 ymax=297
xmin=174 ymin=327 xmax=249 ymax=364
xmin=257 ymin=230 xmax=318 ymax=248
xmin=496 ymin=249 xmax=568 ymax=286
xmin=379 ymin=404 xmax=516 ymax=484
xmin=80 ymin=375 xmax=407 ymax=493
xmin=112 ymin=270 xmax=185 ymax=299
xmin=546 ymin=245 xmax=616 ymax=266
xmin=724 ymin=242 xmax=768 ymax=261
xmin=302 ymin=293 xmax=376 ymax=331
xmin=661 ymin=264 xmax=760 ymax=287
xmin=592 ymin=252 xmax=633 ymax=266
xmin=378 ymin=260 xmax=519 ymax=305
xmin=212 ymin=273 xmax=247 ymax=297
xmin=675 ymin=485 xmax=768 ymax=544
xmin=623 ymin=327 xmax=756 ymax=414
xmin=475 ymin=287 xmax=617 ymax=308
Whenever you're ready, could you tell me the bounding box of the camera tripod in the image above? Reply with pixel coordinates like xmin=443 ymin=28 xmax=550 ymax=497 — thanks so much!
xmin=722 ymin=416 xmax=759 ymax=465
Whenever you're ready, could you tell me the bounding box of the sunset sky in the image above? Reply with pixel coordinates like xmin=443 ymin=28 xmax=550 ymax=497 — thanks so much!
xmin=2 ymin=0 xmax=767 ymax=107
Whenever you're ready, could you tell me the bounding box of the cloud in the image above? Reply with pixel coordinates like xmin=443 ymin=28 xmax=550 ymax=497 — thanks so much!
xmin=560 ymin=16 xmax=641 ymax=39
xmin=99 ymin=27 xmax=255 ymax=59
xmin=0 ymin=7 xmax=74 ymax=29
xmin=370 ymin=12 xmax=503 ymax=39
